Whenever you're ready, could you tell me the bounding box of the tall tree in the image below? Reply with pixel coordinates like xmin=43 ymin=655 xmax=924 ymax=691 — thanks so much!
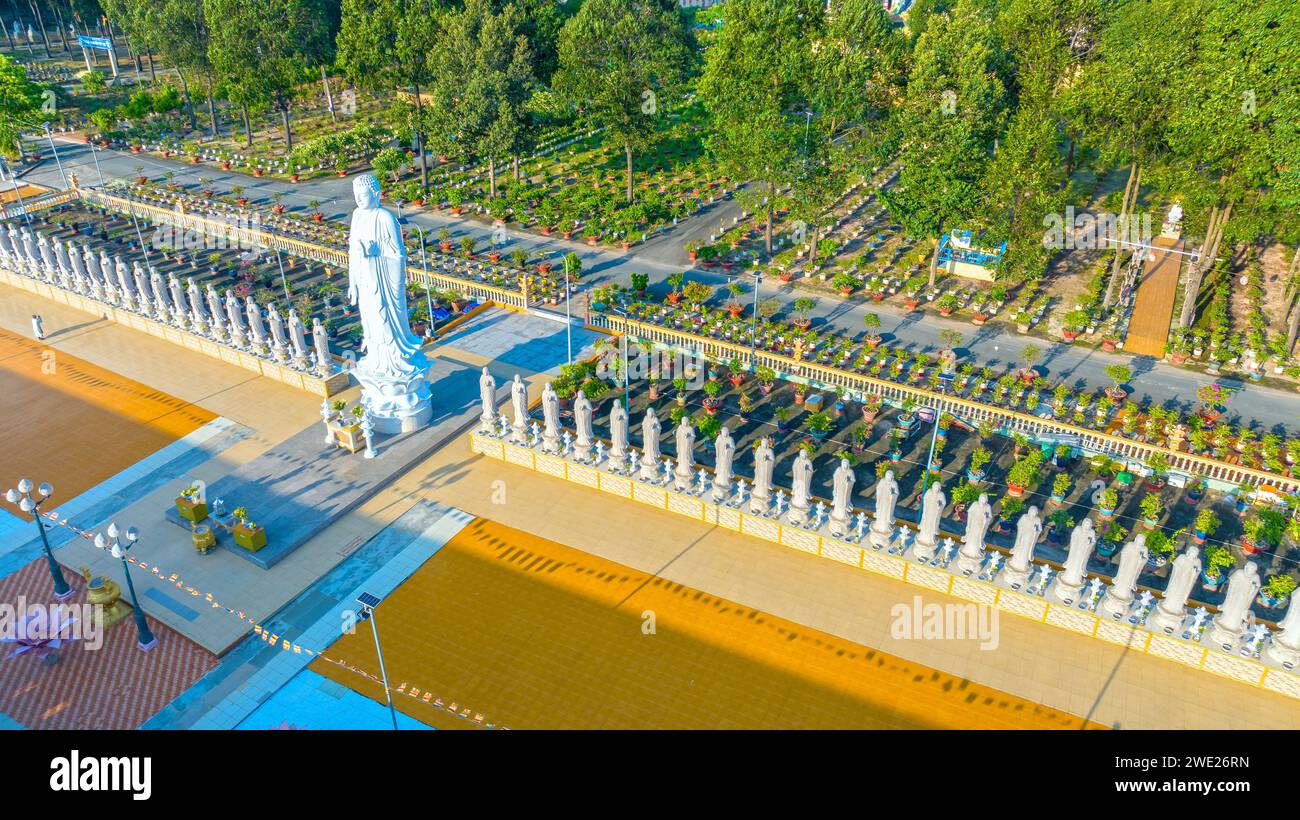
xmin=336 ymin=0 xmax=443 ymax=190
xmin=205 ymin=0 xmax=333 ymax=153
xmin=0 ymin=54 xmax=41 ymax=159
xmin=882 ymin=0 xmax=1009 ymax=286
xmin=698 ymin=0 xmax=824 ymax=257
xmin=554 ymin=0 xmax=696 ymax=204
xmin=427 ymin=0 xmax=533 ymax=199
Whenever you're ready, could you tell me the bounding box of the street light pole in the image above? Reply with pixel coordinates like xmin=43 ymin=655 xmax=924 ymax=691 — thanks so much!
xmin=919 ymin=407 xmax=943 ymax=497
xmin=417 ymin=227 xmax=433 ymax=339
xmin=750 ymin=267 xmax=762 ymax=367
xmin=4 ymin=480 xmax=72 ymax=599
xmin=87 ymin=141 xmax=106 ymax=185
xmin=43 ymin=123 xmax=67 ymax=188
xmin=94 ymin=522 xmax=157 ymax=650
xmin=357 ymin=592 xmax=398 ymax=731
xmin=563 ymin=253 xmax=572 ymax=366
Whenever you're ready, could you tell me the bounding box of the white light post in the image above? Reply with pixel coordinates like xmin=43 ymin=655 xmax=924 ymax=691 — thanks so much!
xmin=94 ymin=522 xmax=158 ymax=650
xmin=4 ymin=479 xmax=72 ymax=599
xmin=356 ymin=592 xmax=398 ymax=730
xmin=563 ymin=253 xmax=573 ymax=366
xmin=43 ymin=122 xmax=67 ymax=188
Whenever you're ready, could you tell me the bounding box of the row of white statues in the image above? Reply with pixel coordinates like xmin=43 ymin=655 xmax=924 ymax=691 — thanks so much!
xmin=0 ymin=221 xmax=337 ymax=378
xmin=477 ymin=368 xmax=1300 ymax=668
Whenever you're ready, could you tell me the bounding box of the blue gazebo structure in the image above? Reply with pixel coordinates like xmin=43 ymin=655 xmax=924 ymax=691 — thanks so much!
xmin=936 ymin=229 xmax=1006 ymax=282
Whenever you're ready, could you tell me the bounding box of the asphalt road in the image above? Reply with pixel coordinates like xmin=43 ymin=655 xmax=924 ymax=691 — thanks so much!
xmin=17 ymin=137 xmax=1299 ymax=436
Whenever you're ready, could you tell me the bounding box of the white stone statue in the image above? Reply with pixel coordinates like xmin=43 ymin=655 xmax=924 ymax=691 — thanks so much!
xmin=112 ymin=254 xmax=131 ymax=305
xmin=540 ymin=382 xmax=562 ymax=453
xmin=225 ymin=290 xmax=248 ymax=348
xmin=1210 ymin=562 xmax=1260 ymax=646
xmin=148 ymin=267 xmax=169 ymax=320
xmin=829 ymin=458 xmax=856 ymax=537
xmin=311 ymin=317 xmax=333 ymax=375
xmin=1100 ymin=534 xmax=1149 ymax=618
xmin=510 ymin=374 xmax=529 ymax=442
xmin=267 ymin=304 xmax=291 ymax=363
xmin=954 ymin=493 xmax=992 ymax=573
xmin=54 ymin=240 xmax=74 ymax=289
xmin=673 ymin=418 xmax=696 ymax=491
xmin=750 ymin=437 xmax=775 ymax=514
xmin=133 ymin=262 xmax=152 ymax=313
xmin=347 ymin=174 xmax=432 ymax=434
xmin=37 ymin=233 xmax=57 ymax=281
xmin=870 ymin=469 xmax=900 ymax=548
xmin=245 ymin=296 xmax=268 ymax=354
xmin=639 ymin=408 xmax=662 ymax=481
xmin=186 ymin=278 xmax=208 ymax=335
xmin=608 ymin=401 xmax=629 ymax=463
xmin=478 ymin=367 xmax=498 ymax=432
xmin=573 ymin=392 xmax=594 ymax=459
xmin=788 ymin=449 xmax=814 ymax=524
xmin=167 ymin=274 xmax=188 ymax=327
xmin=1267 ymin=594 xmax=1300 ymax=666
xmin=69 ymin=244 xmax=89 ymax=294
xmin=1151 ymin=546 xmax=1201 ymax=633
xmin=711 ymin=427 xmax=735 ymax=502
xmin=913 ymin=481 xmax=947 ymax=560
xmin=1004 ymin=505 xmax=1043 ymax=587
xmin=287 ymin=308 xmax=311 ymax=369
xmin=206 ymin=285 xmax=227 ymax=342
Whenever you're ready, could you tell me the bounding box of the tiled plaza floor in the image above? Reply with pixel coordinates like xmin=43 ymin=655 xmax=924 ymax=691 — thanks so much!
xmin=311 ymin=518 xmax=1102 ymax=729
xmin=0 ymin=326 xmax=216 ymax=505
xmin=0 ymin=558 xmax=216 ymax=729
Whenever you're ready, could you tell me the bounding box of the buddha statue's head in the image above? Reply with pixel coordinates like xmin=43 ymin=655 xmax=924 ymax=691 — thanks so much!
xmin=352 ymin=174 xmax=382 ymax=210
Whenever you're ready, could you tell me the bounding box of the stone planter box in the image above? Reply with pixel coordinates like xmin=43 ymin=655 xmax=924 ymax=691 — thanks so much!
xmin=330 ymin=419 xmax=365 ymax=453
xmin=233 ymin=522 xmax=267 ymax=552
xmin=176 ymin=497 xmax=208 ymax=523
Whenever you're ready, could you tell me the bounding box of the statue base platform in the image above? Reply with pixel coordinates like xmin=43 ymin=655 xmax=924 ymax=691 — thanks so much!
xmin=868 ymin=528 xmax=892 ymax=550
xmin=1148 ymin=606 xmax=1187 ymax=635
xmin=912 ymin=537 xmax=939 ymax=562
xmin=1002 ymin=563 xmax=1031 ymax=590
xmin=1208 ymin=620 xmax=1245 ymax=651
xmin=1051 ymin=578 xmax=1084 ymax=605
xmin=1267 ymin=641 xmax=1300 ymax=669
xmin=354 ymin=362 xmax=433 ymax=435
xmin=955 ymin=551 xmax=984 ymax=576
xmin=1099 ymin=591 xmax=1133 ymax=620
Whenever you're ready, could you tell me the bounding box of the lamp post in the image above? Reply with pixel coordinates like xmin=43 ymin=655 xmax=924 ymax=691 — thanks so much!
xmin=87 ymin=140 xmax=106 ymax=185
xmin=94 ymin=522 xmax=158 ymax=650
xmin=42 ymin=122 xmax=68 ymax=188
xmin=4 ymin=479 xmax=73 ymax=599
xmin=2 ymin=157 xmax=34 ymax=227
xmin=749 ymin=266 xmax=762 ymax=366
xmin=356 ymin=591 xmax=398 ymax=730
xmin=416 ymin=226 xmax=433 ymax=339
xmin=563 ymin=253 xmax=573 ymax=366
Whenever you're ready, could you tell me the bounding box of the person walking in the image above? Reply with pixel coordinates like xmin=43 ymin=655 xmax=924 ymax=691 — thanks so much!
xmin=31 ymin=314 xmax=45 ymax=340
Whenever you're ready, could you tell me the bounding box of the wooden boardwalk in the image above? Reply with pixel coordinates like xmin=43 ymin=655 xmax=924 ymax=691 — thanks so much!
xmin=1125 ymin=235 xmax=1183 ymax=358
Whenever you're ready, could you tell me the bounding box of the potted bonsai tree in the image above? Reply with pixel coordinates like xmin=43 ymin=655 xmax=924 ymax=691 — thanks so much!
xmin=1139 ymin=493 xmax=1164 ymax=529
xmin=231 ymin=506 xmax=267 ymax=552
xmin=1191 ymin=508 xmax=1219 ymax=544
xmin=1241 ymin=509 xmax=1286 ymax=556
xmin=1050 ymin=473 xmax=1071 ymax=504
xmin=804 ymin=410 xmax=834 ymax=441
xmin=1096 ymin=487 xmax=1119 ymax=518
xmin=1201 ymin=545 xmax=1234 ymax=589
xmin=1259 ymin=574 xmax=1297 ymax=610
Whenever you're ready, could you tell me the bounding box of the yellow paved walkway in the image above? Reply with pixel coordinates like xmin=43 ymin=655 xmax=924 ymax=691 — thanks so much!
xmin=0 ymin=326 xmax=216 ymax=504
xmin=312 ymin=518 xmax=1102 ymax=729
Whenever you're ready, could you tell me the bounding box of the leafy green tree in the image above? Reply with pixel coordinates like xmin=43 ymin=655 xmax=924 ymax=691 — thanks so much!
xmin=882 ymin=0 xmax=1010 ymax=286
xmin=0 ymin=55 xmax=41 ymax=159
xmin=427 ymin=0 xmax=534 ymax=199
xmin=205 ymin=0 xmax=334 ymax=153
xmin=336 ymin=0 xmax=444 ymax=189
xmin=698 ymin=0 xmax=824 ymax=257
xmin=554 ymin=0 xmax=696 ymax=204
xmin=102 ymin=0 xmax=215 ymax=134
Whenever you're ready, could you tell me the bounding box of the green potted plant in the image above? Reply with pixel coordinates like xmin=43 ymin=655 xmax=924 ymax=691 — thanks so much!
xmin=176 ymin=484 xmax=208 ymax=523
xmin=1097 ymin=487 xmax=1119 ymax=518
xmin=1259 ymin=574 xmax=1297 ymax=609
xmin=702 ymin=380 xmax=723 ymax=414
xmin=1192 ymin=508 xmax=1219 ymax=544
xmin=1201 ymin=545 xmax=1234 ymax=588
xmin=967 ymin=447 xmax=992 ymax=482
xmin=804 ymin=410 xmax=834 ymax=440
xmin=1241 ymin=509 xmax=1286 ymax=555
xmin=1050 ymin=473 xmax=1071 ymax=504
xmin=1139 ymin=493 xmax=1164 ymax=528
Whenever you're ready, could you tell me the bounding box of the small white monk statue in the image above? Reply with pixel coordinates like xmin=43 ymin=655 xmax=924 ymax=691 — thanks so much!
xmin=870 ymin=469 xmax=900 ymax=549
xmin=1100 ymin=534 xmax=1149 ymax=618
xmin=573 ymin=392 xmax=595 ymax=460
xmin=828 ymin=458 xmax=856 ymax=537
xmin=913 ymin=481 xmax=946 ymax=560
xmin=1209 ymin=562 xmax=1260 ymax=647
xmin=750 ymin=437 xmax=775 ymax=515
xmin=540 ymin=382 xmax=562 ymax=453
xmin=609 ymin=401 xmax=629 ymax=462
xmin=1150 ymin=545 xmax=1201 ymax=633
xmin=478 ymin=366 xmax=498 ymax=432
xmin=711 ymin=427 xmax=735 ymax=502
xmin=788 ymin=449 xmax=814 ymax=524
xmin=673 ymin=418 xmax=696 ymax=491
xmin=1003 ymin=505 xmax=1043 ymax=587
xmin=347 ymin=174 xmax=432 ymax=433
xmin=510 ymin=374 xmax=529 ymax=442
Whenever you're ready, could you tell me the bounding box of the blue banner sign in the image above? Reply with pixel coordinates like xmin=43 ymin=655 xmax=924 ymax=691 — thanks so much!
xmin=77 ymin=35 xmax=113 ymax=50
